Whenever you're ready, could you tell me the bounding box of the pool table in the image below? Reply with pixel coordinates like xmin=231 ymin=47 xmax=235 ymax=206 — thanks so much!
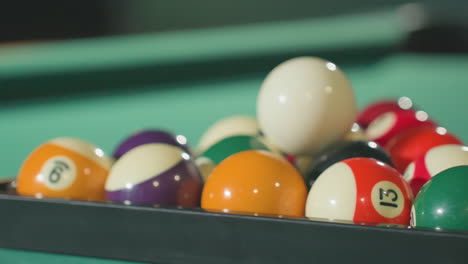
xmin=0 ymin=7 xmax=467 ymax=264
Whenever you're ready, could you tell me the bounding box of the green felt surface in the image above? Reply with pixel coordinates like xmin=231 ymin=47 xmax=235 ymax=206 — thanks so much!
xmin=2 ymin=53 xmax=468 ymax=180
xmin=0 ymin=248 xmax=142 ymax=264
xmin=0 ymin=9 xmax=403 ymax=78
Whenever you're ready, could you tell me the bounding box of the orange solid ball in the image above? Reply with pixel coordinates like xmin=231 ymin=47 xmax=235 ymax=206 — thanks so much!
xmin=201 ymin=150 xmax=307 ymax=217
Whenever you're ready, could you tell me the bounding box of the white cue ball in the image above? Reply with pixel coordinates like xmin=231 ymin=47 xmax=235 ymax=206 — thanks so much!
xmin=257 ymin=57 xmax=357 ymax=155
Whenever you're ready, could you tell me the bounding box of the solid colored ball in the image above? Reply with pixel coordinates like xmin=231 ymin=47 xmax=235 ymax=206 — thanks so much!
xmin=201 ymin=150 xmax=307 ymax=217
xmin=17 ymin=137 xmax=113 ymax=201
xmin=357 ymin=97 xmax=413 ymax=128
xmin=386 ymin=126 xmax=462 ymax=173
xmin=411 ymin=165 xmax=468 ymax=231
xmin=306 ymin=158 xmax=412 ymax=225
xmin=257 ymin=57 xmax=357 ymax=155
xmin=366 ymin=110 xmax=436 ymax=147
xmin=113 ymin=130 xmax=190 ymax=159
xmin=105 ymin=143 xmax=203 ymax=207
xmin=305 ymin=141 xmax=394 ymax=188
xmin=197 ymin=115 xmax=259 ymax=154
xmin=404 ymin=144 xmax=468 ymax=195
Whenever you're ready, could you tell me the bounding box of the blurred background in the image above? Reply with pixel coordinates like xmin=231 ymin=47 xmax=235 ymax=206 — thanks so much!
xmin=1 ymin=0 xmax=467 ymax=52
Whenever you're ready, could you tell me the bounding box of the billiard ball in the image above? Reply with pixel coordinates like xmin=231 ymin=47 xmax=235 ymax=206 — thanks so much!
xmin=366 ymin=109 xmax=436 ymax=147
xmin=283 ymin=153 xmax=315 ymax=175
xmin=200 ymin=135 xmax=270 ymax=164
xmin=257 ymin=57 xmax=357 ymax=155
xmin=306 ymin=158 xmax=412 ymax=225
xmin=293 ymin=155 xmax=316 ymax=175
xmin=386 ymin=126 xmax=462 ymax=173
xmin=343 ymin=123 xmax=368 ymax=142
xmin=403 ymin=144 xmax=468 ymax=195
xmin=197 ymin=135 xmax=275 ymax=182
xmin=194 ymin=156 xmax=216 ymax=182
xmin=305 ymin=141 xmax=394 ymax=188
xmin=197 ymin=115 xmax=259 ymax=154
xmin=105 ymin=143 xmax=202 ymax=206
xmin=0 ymin=178 xmax=16 ymax=194
xmin=411 ymin=165 xmax=468 ymax=231
xmin=201 ymin=150 xmax=307 ymax=217
xmin=357 ymin=97 xmax=413 ymax=128
xmin=113 ymin=129 xmax=190 ymax=159
xmin=17 ymin=137 xmax=113 ymax=201
xmin=285 ymin=154 xmax=296 ymax=164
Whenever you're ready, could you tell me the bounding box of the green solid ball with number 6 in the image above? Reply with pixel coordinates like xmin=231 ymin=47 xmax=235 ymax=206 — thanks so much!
xmin=411 ymin=165 xmax=468 ymax=231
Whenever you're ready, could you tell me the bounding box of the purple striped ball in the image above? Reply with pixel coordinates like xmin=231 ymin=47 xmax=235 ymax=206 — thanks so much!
xmin=113 ymin=130 xmax=190 ymax=159
xmin=105 ymin=143 xmax=202 ymax=206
